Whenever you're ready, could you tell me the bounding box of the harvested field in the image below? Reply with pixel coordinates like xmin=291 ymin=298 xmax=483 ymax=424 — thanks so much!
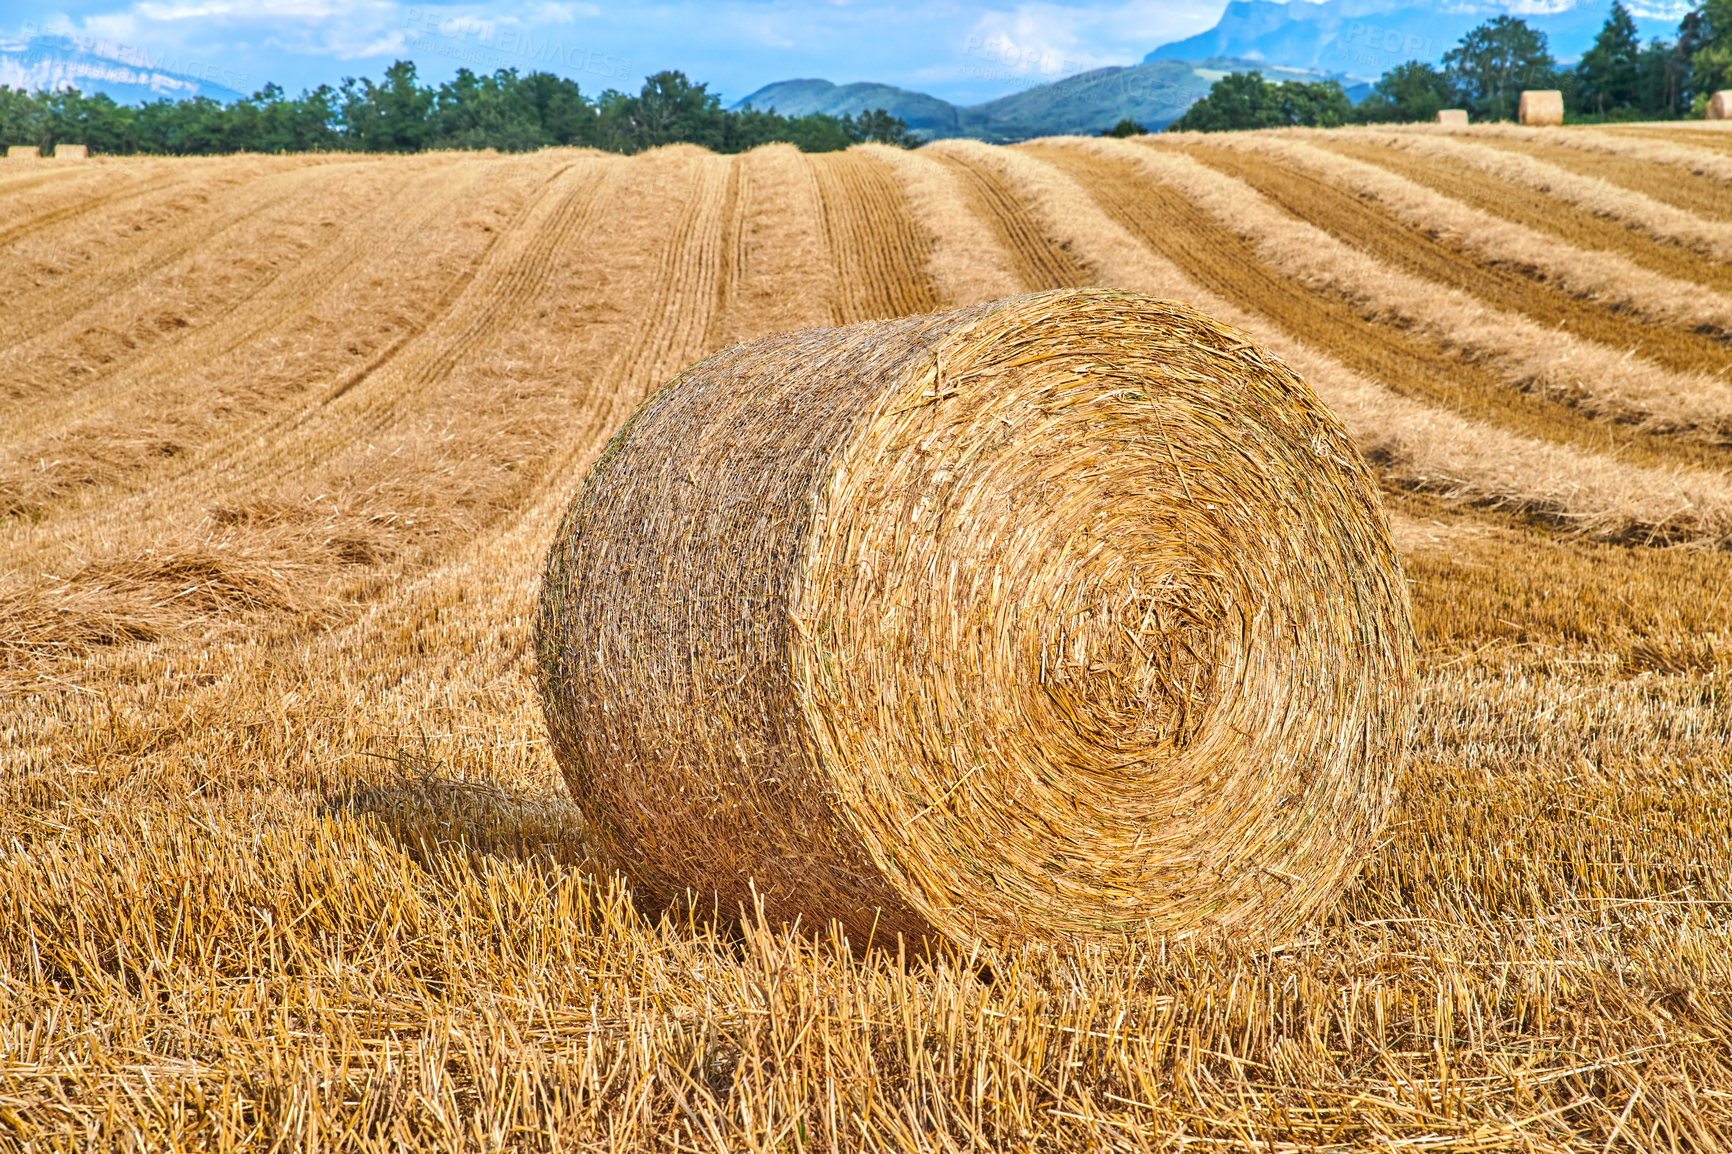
xmin=3 ymin=129 xmax=1730 ymax=1152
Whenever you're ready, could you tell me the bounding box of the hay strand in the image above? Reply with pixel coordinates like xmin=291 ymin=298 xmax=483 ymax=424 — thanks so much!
xmin=537 ymin=288 xmax=1417 ymax=950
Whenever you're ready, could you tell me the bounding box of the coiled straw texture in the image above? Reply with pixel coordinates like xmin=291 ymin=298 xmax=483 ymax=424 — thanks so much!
xmin=537 ymin=288 xmax=1416 ymax=950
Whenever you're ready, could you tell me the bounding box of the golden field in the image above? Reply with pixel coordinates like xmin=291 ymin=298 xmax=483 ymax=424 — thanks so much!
xmin=2 ymin=123 xmax=1731 ymax=1151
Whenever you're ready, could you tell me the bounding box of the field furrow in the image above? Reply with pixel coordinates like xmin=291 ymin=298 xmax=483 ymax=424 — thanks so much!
xmin=711 ymin=144 xmax=841 ymax=346
xmin=929 ymin=142 xmax=1093 ymax=292
xmin=810 ymin=148 xmax=940 ymax=322
xmin=1149 ymin=140 xmax=1732 ymax=435
xmin=865 ymin=144 xmax=1020 ymax=307
xmin=1358 ymin=130 xmax=1732 ymax=261
xmin=1434 ymin=123 xmax=1732 ymax=182
xmin=1602 ymin=123 xmax=1732 ymax=153
xmin=0 ymin=159 xmax=390 ymax=353
xmin=1036 ymin=140 xmax=1732 ymax=471
xmin=0 ymin=159 xmax=521 ymax=519
xmin=1469 ymin=135 xmax=1732 ymax=221
xmin=1319 ymin=136 xmax=1732 ymax=295
xmin=996 ymin=142 xmax=1732 ymax=545
xmin=0 ymin=166 xmax=198 ymax=252
xmin=0 ymin=159 xmax=430 ymax=422
xmin=1226 ymin=134 xmax=1732 ymax=336
xmin=1173 ymin=138 xmax=1732 ymax=373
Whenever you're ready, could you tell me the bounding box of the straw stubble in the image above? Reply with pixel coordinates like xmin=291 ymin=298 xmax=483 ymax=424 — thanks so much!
xmin=538 ymin=287 xmax=1416 ymax=950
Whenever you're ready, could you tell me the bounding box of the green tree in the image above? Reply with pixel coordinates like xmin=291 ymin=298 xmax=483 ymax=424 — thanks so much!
xmin=1168 ymin=72 xmax=1352 ymax=132
xmin=1443 ymin=16 xmax=1558 ymax=120
xmin=1355 ymin=61 xmax=1453 ymax=122
xmin=1577 ymin=1 xmax=1643 ymax=114
xmin=1169 ymin=72 xmax=1284 ymax=131
xmin=339 ymin=60 xmax=434 ymax=152
xmin=1101 ymin=117 xmax=1146 ymax=137
xmin=1691 ymin=0 xmax=1732 ymax=109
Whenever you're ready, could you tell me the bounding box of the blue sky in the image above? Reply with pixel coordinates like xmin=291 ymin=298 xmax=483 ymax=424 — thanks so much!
xmin=3 ymin=0 xmax=1229 ymax=105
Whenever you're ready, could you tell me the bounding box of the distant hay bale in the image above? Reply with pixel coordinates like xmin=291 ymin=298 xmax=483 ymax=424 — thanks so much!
xmin=537 ymin=288 xmax=1417 ymax=950
xmin=53 ymin=144 xmax=87 ymax=160
xmin=6 ymin=146 xmax=38 ymax=159
xmin=1436 ymin=109 xmax=1469 ymax=126
xmin=1710 ymin=91 xmax=1732 ymax=120
xmin=1518 ymin=91 xmax=1564 ymax=126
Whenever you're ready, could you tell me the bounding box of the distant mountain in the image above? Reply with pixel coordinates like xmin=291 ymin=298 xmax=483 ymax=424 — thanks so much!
xmin=733 ymin=59 xmax=1352 ymax=142
xmin=0 ymin=33 xmax=248 ymax=105
xmin=958 ymin=61 xmax=1213 ymax=139
xmin=735 ymin=79 xmax=962 ymax=137
xmin=1147 ymin=0 xmax=1686 ymax=77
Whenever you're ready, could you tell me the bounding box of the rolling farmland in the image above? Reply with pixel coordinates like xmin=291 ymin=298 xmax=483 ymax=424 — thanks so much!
xmin=3 ymin=124 xmax=1731 ymax=1151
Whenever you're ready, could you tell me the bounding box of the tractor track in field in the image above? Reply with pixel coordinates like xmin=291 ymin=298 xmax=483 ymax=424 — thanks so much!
xmin=1470 ymin=136 xmax=1732 ymax=223
xmin=0 ymin=158 xmax=522 ymax=520
xmin=811 ymin=149 xmax=940 ymax=323
xmin=0 ymin=162 xmax=366 ymax=352
xmin=1031 ymin=142 xmax=1732 ymax=475
xmin=1169 ymin=141 xmax=1732 ymax=380
xmin=934 ymin=152 xmax=1091 ymax=293
xmin=0 ymin=168 xmax=201 ymax=252
xmin=0 ymin=160 xmax=501 ymax=461
xmin=0 ymin=161 xmax=421 ymax=417
xmin=1318 ymin=137 xmax=1732 ymax=297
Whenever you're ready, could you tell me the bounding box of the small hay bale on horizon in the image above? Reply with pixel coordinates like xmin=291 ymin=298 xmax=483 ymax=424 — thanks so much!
xmin=1519 ymin=90 xmax=1564 ymax=126
xmin=1436 ymin=109 xmax=1469 ymax=126
xmin=1710 ymin=91 xmax=1732 ymax=120
xmin=53 ymin=144 xmax=88 ymax=160
xmin=6 ymin=146 xmax=39 ymax=159
xmin=536 ymin=288 xmax=1417 ymax=952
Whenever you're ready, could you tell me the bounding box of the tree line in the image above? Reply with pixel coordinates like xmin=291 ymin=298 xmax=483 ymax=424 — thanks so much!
xmin=0 ymin=65 xmax=918 ymax=155
xmin=1171 ymin=0 xmax=1731 ymax=131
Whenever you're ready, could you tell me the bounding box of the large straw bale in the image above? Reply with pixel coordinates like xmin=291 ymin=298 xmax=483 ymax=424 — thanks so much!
xmin=53 ymin=144 xmax=87 ymax=159
xmin=6 ymin=146 xmax=38 ymax=159
xmin=537 ymin=288 xmax=1417 ymax=950
xmin=1436 ymin=109 xmax=1468 ymax=126
xmin=1710 ymin=91 xmax=1732 ymax=120
xmin=1518 ymin=90 xmax=1564 ymax=126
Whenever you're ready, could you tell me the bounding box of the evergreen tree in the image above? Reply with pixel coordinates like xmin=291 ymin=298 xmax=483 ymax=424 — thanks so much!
xmin=1578 ymin=1 xmax=1643 ymax=114
xmin=1443 ymin=16 xmax=1558 ymax=120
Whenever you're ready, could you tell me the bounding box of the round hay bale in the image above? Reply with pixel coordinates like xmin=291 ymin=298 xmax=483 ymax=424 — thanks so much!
xmin=1435 ymin=109 xmax=1469 ymax=126
xmin=1518 ymin=90 xmax=1564 ymax=126
xmin=6 ymin=146 xmax=39 ymax=160
xmin=52 ymin=144 xmax=87 ymax=160
xmin=1709 ymin=91 xmax=1732 ymax=120
xmin=537 ymin=288 xmax=1416 ymax=950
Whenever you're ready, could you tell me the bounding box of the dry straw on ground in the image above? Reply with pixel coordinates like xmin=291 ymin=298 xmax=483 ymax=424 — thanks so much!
xmin=1519 ymin=91 xmax=1565 ymax=126
xmin=537 ymin=287 xmax=1417 ymax=952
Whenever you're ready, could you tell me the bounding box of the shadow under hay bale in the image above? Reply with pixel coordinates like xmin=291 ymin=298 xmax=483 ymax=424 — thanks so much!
xmin=537 ymin=288 xmax=1416 ymax=951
